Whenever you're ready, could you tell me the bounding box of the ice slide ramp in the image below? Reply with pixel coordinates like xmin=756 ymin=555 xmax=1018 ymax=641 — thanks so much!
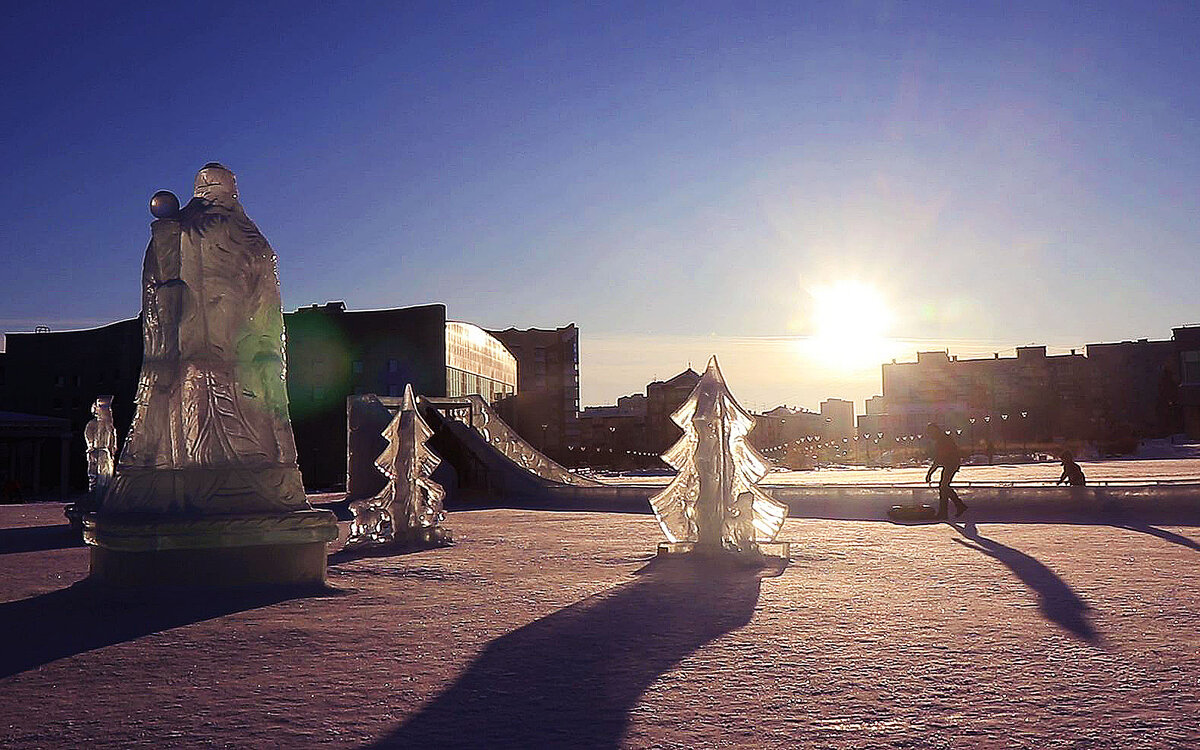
xmin=417 ymin=396 xmax=661 ymax=511
xmin=345 ymin=393 xmax=649 ymax=510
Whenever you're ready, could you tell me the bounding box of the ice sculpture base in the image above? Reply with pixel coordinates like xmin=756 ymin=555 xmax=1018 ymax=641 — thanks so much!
xmin=84 ymin=509 xmax=338 ymax=590
xmin=331 ymin=518 xmax=452 ymax=555
xmin=657 ymin=540 xmax=791 ymax=560
xmin=103 ymin=466 xmax=308 ymax=515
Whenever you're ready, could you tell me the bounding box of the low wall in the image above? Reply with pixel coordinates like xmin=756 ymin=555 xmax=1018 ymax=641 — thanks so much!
xmin=456 ymin=483 xmax=1200 ymax=525
xmin=769 ymin=485 xmax=1200 ymax=524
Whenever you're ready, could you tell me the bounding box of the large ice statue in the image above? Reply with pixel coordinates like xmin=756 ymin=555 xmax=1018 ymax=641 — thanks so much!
xmin=650 ymin=356 xmax=788 ymax=556
xmin=348 ymin=385 xmax=450 ymax=547
xmin=84 ymin=396 xmax=117 ymax=502
xmin=84 ymin=164 xmax=336 ymax=589
xmin=105 ymin=163 xmax=307 ymax=514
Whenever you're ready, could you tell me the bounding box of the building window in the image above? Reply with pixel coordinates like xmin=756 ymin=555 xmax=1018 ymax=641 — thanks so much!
xmin=1183 ymin=351 xmax=1200 ymax=384
xmin=352 ymin=360 xmax=364 ymax=375
xmin=388 ymin=384 xmax=401 ymax=397
xmin=388 ymin=359 xmax=399 ymax=373
xmin=313 ymin=386 xmax=326 ymax=400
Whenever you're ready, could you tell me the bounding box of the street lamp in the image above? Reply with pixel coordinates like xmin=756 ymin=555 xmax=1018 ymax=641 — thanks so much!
xmin=983 ymin=416 xmax=992 ymax=463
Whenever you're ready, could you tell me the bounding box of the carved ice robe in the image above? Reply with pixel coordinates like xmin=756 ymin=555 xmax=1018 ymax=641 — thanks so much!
xmin=105 ymin=189 xmax=306 ymax=514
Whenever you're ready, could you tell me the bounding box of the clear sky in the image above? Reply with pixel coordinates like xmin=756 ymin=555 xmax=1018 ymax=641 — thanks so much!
xmin=2 ymin=2 xmax=1198 ymax=412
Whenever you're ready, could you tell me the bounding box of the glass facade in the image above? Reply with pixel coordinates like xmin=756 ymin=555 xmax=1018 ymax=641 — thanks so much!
xmin=445 ymin=321 xmax=518 ymax=401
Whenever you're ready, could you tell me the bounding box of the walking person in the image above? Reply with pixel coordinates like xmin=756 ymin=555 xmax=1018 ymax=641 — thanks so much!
xmin=925 ymin=422 xmax=968 ymax=520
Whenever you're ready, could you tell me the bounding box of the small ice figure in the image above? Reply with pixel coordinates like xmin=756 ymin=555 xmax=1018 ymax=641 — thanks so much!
xmin=85 ymin=396 xmax=117 ymax=501
xmin=348 ymin=385 xmax=450 ymax=547
xmin=649 ymin=356 xmax=787 ymax=554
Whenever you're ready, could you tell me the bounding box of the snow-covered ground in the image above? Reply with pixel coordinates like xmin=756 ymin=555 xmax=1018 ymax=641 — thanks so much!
xmin=600 ymin=456 xmax=1200 ymax=487
xmin=2 ymin=503 xmax=1200 ymax=748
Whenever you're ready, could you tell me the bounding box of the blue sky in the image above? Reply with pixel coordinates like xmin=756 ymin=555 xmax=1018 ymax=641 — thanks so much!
xmin=2 ymin=2 xmax=1198 ymax=410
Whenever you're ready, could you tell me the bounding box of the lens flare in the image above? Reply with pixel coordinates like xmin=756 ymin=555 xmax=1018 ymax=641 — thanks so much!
xmin=804 ymin=281 xmax=898 ymax=371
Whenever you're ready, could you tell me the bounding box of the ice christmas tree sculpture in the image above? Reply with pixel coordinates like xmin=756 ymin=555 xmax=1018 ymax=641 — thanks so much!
xmin=348 ymin=385 xmax=450 ymax=547
xmin=650 ymin=356 xmax=788 ymax=554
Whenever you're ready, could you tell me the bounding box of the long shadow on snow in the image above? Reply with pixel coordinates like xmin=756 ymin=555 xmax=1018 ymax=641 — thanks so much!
xmin=367 ymin=556 xmax=777 ymax=749
xmin=949 ymin=521 xmax=1101 ymax=645
xmin=0 ymin=581 xmax=342 ymax=679
xmin=1114 ymin=523 xmax=1200 ymax=552
xmin=0 ymin=523 xmax=83 ymax=555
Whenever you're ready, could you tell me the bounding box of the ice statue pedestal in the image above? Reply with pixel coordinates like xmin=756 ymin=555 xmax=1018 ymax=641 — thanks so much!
xmin=657 ymin=540 xmax=791 ymax=559
xmin=85 ymin=509 xmax=337 ymax=588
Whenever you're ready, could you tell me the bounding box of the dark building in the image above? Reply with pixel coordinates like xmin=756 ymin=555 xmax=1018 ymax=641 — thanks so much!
xmin=820 ymin=398 xmax=855 ymax=443
xmin=0 ymin=302 xmax=516 ymax=491
xmin=487 ymin=324 xmax=580 ymax=461
xmin=1171 ymin=326 xmax=1200 ymax=438
xmin=1085 ymin=338 xmax=1179 ymax=440
xmin=577 ymin=394 xmax=648 ymax=467
xmin=749 ymin=405 xmax=829 ymax=467
xmin=645 ymin=368 xmax=701 ymax=454
xmin=879 ymin=346 xmax=1092 ymax=444
xmin=0 ymin=411 xmax=72 ymax=500
xmin=875 ymin=336 xmax=1181 ymax=449
xmin=283 ymin=302 xmax=516 ymax=488
xmin=572 ymin=367 xmax=700 ymax=468
xmin=0 ymin=318 xmax=142 ymax=491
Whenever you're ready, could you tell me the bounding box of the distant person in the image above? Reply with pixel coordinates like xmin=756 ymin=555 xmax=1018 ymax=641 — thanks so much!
xmin=1057 ymin=450 xmax=1086 ymax=486
xmin=925 ymin=423 xmax=968 ymax=519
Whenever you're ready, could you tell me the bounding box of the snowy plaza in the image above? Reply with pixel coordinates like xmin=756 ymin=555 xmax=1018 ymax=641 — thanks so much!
xmin=3 ymin=501 xmax=1199 ymax=748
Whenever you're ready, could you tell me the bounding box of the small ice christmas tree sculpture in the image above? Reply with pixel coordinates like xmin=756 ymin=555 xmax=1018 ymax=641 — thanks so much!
xmin=348 ymin=385 xmax=450 ymax=547
xmin=650 ymin=356 xmax=787 ymax=555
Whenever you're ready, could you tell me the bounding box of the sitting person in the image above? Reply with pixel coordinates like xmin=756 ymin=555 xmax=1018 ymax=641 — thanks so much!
xmin=1057 ymin=450 xmax=1086 ymax=486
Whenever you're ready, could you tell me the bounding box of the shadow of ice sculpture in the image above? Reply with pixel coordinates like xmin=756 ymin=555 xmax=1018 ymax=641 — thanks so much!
xmin=649 ymin=356 xmax=788 ymax=557
xmin=84 ymin=396 xmax=117 ymax=507
xmin=348 ymin=385 xmax=451 ymax=548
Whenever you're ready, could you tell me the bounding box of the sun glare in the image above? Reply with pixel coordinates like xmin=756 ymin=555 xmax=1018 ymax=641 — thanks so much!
xmin=805 ymin=280 xmax=897 ymax=370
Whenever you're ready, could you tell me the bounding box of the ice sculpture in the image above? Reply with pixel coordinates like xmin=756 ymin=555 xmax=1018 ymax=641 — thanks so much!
xmin=104 ymin=163 xmax=308 ymax=514
xmin=83 ymin=164 xmax=336 ymax=590
xmin=348 ymin=385 xmax=450 ymax=547
xmin=84 ymin=396 xmax=117 ymax=502
xmin=649 ymin=356 xmax=788 ymax=555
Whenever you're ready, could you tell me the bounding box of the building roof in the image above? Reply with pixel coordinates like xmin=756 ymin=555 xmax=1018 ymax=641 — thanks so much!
xmin=653 ymin=368 xmax=700 ymax=387
xmin=0 ymin=411 xmax=71 ymax=437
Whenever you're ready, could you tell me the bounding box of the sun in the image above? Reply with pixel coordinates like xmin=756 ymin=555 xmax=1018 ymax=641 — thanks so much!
xmin=805 ymin=280 xmax=897 ymax=370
